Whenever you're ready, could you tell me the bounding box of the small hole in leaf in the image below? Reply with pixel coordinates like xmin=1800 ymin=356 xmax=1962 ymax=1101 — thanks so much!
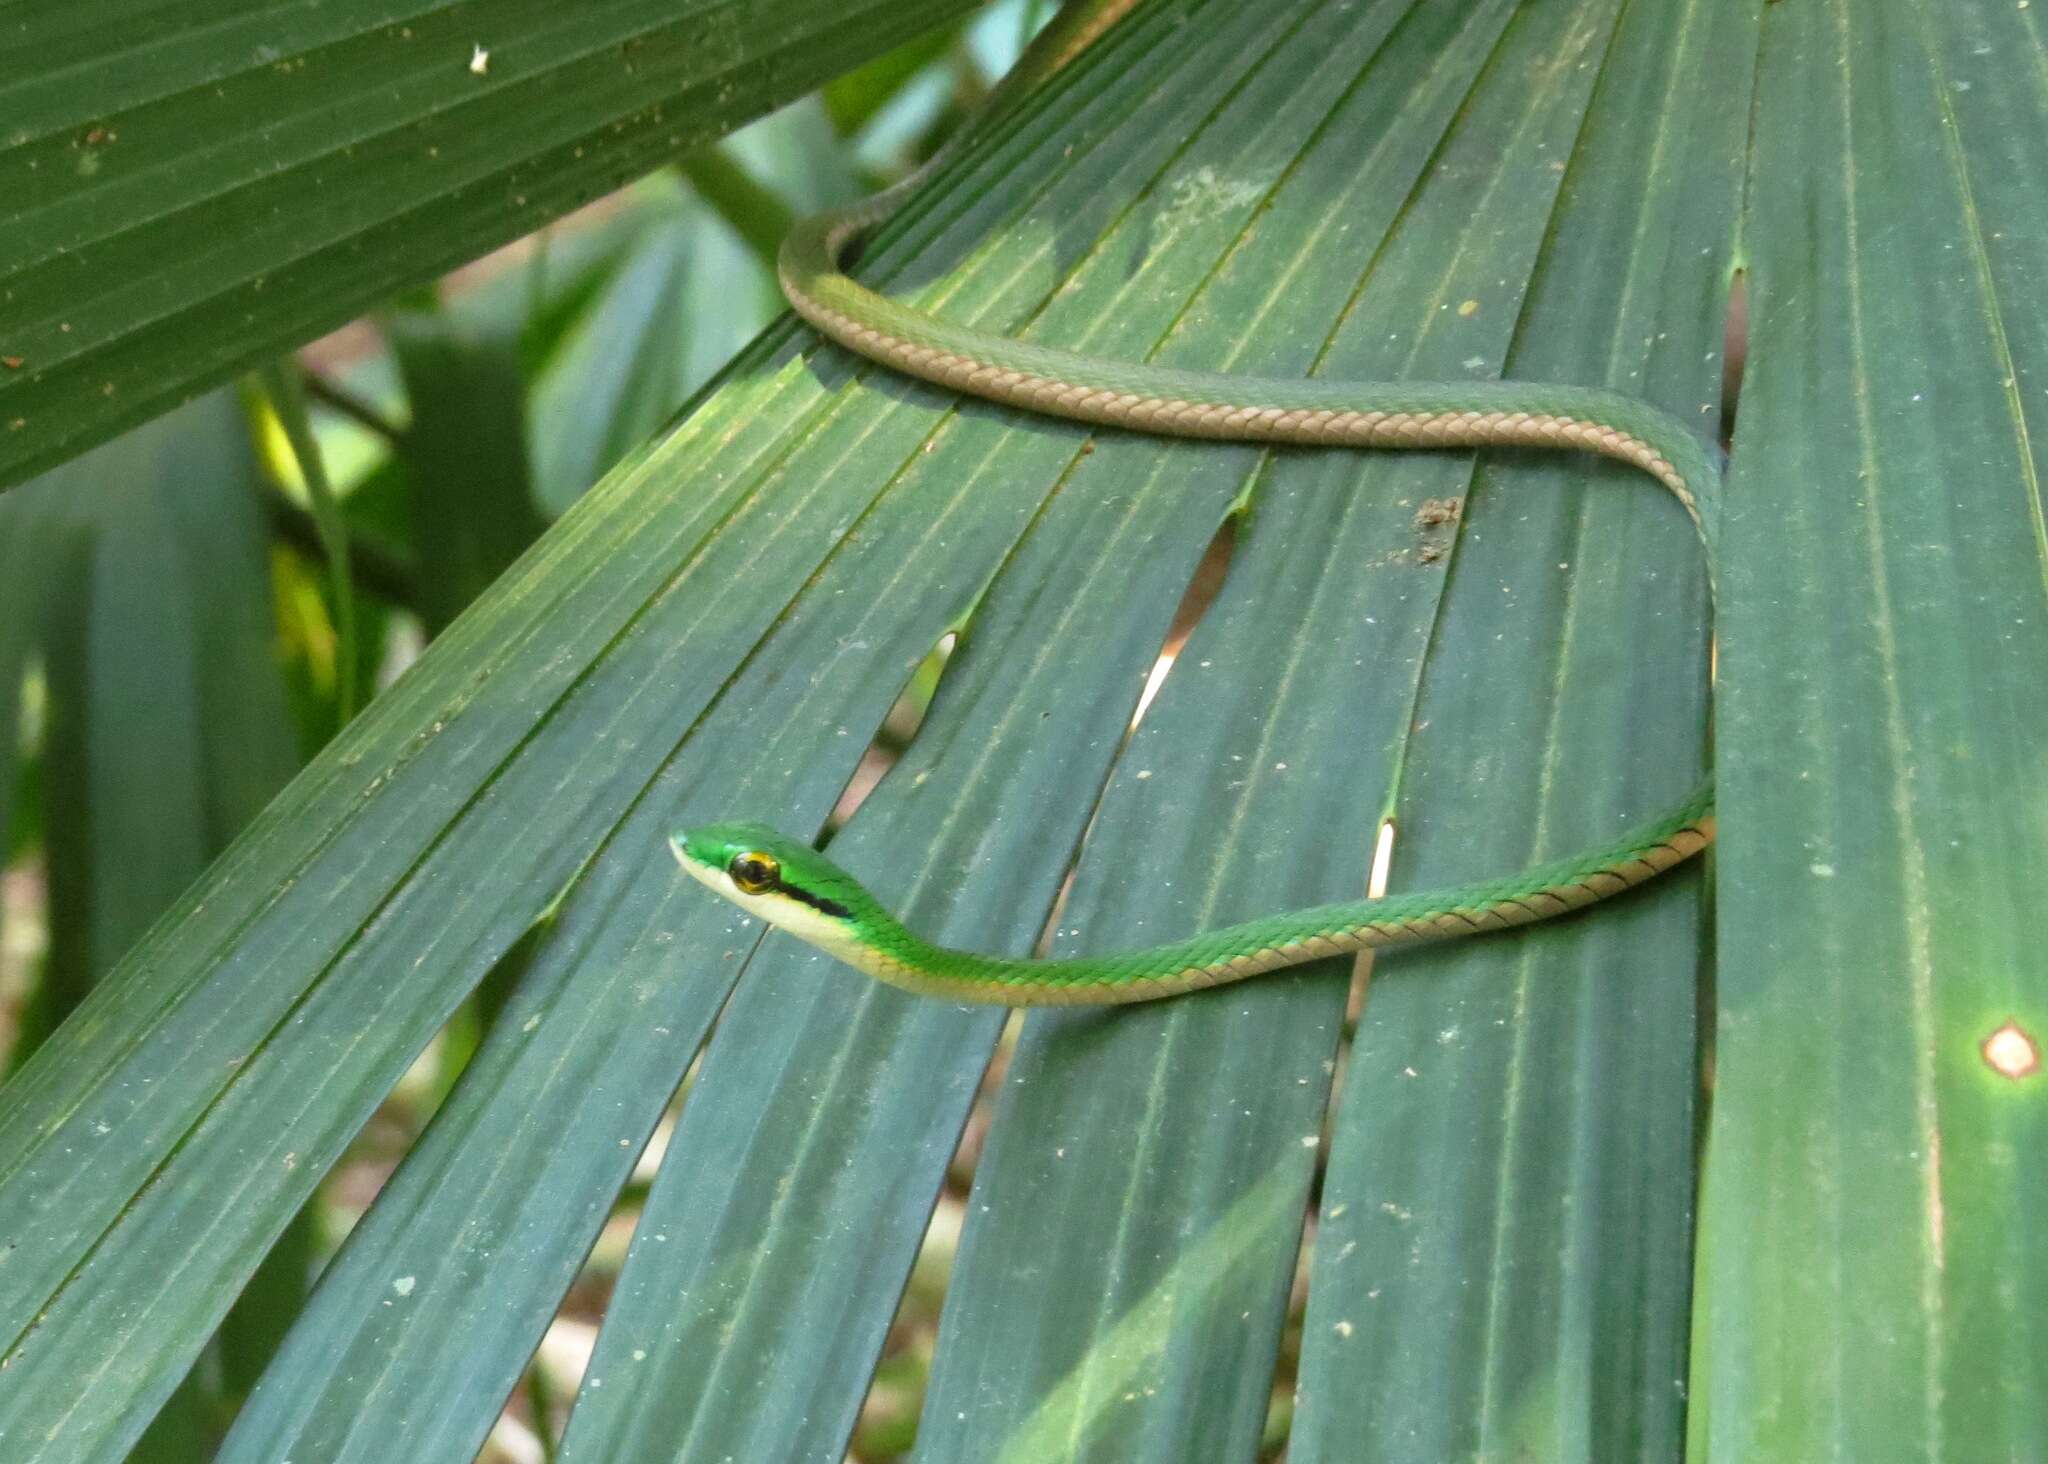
xmin=1721 ymin=268 xmax=1747 ymax=450
xmin=823 ymin=631 xmax=958 ymax=837
xmin=1367 ymin=819 xmax=1396 ymax=900
xmin=1981 ymin=1022 xmax=2040 ymax=1080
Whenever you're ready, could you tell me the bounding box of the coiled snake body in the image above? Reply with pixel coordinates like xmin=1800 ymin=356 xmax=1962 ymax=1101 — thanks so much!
xmin=672 ymin=0 xmax=1717 ymax=1005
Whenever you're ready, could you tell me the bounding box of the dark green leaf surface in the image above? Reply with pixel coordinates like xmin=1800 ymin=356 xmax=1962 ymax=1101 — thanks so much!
xmin=913 ymin=0 xmax=1541 ymax=1454
xmin=0 ymin=5 xmax=1215 ymax=1454
xmin=222 ymin=7 xmax=1279 ymax=1458
xmin=4 ymin=395 xmax=298 ymax=1055
xmin=0 ymin=394 xmax=306 ymax=1447
xmin=0 ymin=0 xmax=981 ymax=492
xmin=1291 ymin=0 xmax=1747 ymax=1458
xmin=915 ymin=2 xmax=1742 ymax=1459
xmin=1698 ymin=0 xmax=2048 ymax=1457
xmin=3 ymin=0 xmax=2039 ymax=1458
xmin=555 ymin=0 xmax=1737 ymax=1457
xmin=386 ymin=313 xmax=550 ymax=632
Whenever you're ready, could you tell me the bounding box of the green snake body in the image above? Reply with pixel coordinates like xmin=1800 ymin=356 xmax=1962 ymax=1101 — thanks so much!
xmin=672 ymin=0 xmax=1719 ymax=1006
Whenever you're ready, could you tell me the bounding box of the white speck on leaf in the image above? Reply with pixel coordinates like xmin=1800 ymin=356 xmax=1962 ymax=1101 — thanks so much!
xmin=1162 ymin=165 xmax=1268 ymax=225
xmin=392 ymin=1276 xmax=416 ymax=1297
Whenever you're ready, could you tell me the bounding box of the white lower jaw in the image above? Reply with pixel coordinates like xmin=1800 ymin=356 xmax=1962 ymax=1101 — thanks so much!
xmin=673 ymin=849 xmax=873 ymax=970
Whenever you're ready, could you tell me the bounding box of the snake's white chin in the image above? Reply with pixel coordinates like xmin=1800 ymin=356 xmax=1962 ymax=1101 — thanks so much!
xmin=671 ymin=839 xmax=721 ymax=889
xmin=670 ymin=843 xmax=845 ymax=952
xmin=672 ymin=841 xmax=770 ymax=915
xmin=673 ymin=847 xmax=770 ymax=918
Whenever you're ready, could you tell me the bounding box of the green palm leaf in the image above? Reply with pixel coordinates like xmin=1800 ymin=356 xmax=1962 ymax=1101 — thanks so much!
xmin=1699 ymin=0 xmax=2048 ymax=1456
xmin=1 ymin=1 xmax=2043 ymax=1461
xmin=0 ymin=0 xmax=981 ymax=491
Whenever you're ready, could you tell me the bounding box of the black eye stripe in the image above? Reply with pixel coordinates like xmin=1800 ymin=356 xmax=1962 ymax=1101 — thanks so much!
xmin=784 ymin=887 xmax=852 ymax=920
xmin=724 ymin=850 xmax=851 ymax=919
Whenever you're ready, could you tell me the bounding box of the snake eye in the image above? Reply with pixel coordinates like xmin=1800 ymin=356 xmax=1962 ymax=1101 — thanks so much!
xmin=728 ymin=851 xmax=781 ymax=895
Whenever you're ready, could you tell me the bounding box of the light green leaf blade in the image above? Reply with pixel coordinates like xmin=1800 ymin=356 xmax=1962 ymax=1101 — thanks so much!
xmin=0 ymin=0 xmax=982 ymax=492
xmin=912 ymin=0 xmax=1537 ymax=1453
xmin=0 ymin=319 xmax=874 ymax=1456
xmin=1293 ymin=0 xmax=1745 ymax=1457
xmin=0 ymin=5 xmax=1217 ymax=1454
xmin=916 ymin=1 xmax=1741 ymax=1459
xmin=14 ymin=1 xmax=2039 ymax=1459
xmin=0 ymin=394 xmax=308 ymax=1452
xmin=214 ymin=85 xmax=1178 ymax=1438
xmin=529 ymin=189 xmax=779 ymax=516
xmin=1696 ymin=0 xmax=2048 ymax=1457
xmin=552 ymin=4 xmax=1346 ymax=1458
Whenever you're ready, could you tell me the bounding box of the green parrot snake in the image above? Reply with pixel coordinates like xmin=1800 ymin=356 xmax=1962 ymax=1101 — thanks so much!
xmin=672 ymin=0 xmax=1718 ymax=1006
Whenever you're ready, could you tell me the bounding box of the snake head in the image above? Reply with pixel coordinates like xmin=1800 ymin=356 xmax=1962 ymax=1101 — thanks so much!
xmin=671 ymin=820 xmax=892 ymax=967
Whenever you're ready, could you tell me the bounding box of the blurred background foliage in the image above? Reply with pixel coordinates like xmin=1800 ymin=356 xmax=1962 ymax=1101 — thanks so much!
xmin=0 ymin=5 xmax=1055 ymax=1457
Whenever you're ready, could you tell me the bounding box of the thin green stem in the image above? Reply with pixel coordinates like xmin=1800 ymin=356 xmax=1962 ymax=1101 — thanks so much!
xmin=260 ymin=493 xmax=418 ymax=610
xmin=525 ymin=1357 xmax=561 ymax=1464
xmin=1017 ymin=0 xmax=1056 ymax=57
xmin=302 ymin=373 xmax=402 ymax=441
xmin=257 ymin=360 xmax=359 ymax=727
xmin=676 ymin=146 xmax=794 ymax=268
xmin=524 ymin=225 xmax=554 ymax=328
